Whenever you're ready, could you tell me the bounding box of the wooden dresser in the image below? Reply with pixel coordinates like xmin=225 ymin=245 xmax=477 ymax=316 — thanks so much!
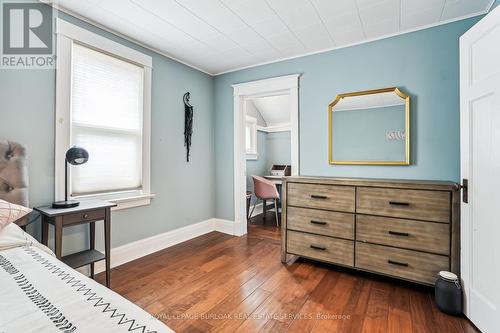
xmin=281 ymin=177 xmax=460 ymax=285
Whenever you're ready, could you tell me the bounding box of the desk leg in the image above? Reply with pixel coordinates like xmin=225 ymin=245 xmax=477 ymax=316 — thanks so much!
xmin=277 ymin=184 xmax=283 ymax=218
xmin=274 ymin=198 xmax=279 ymax=227
xmin=41 ymin=216 xmax=49 ymax=246
xmin=89 ymin=222 xmax=95 ymax=279
xmin=104 ymin=208 xmax=111 ymax=287
xmin=54 ymin=216 xmax=63 ymax=259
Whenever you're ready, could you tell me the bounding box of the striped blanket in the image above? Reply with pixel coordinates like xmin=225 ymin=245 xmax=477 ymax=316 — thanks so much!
xmin=0 ymin=224 xmax=172 ymax=333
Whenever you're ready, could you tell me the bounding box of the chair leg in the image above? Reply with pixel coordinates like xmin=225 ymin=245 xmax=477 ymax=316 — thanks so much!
xmin=248 ymin=198 xmax=258 ymax=223
xmin=274 ymin=198 xmax=279 ymax=227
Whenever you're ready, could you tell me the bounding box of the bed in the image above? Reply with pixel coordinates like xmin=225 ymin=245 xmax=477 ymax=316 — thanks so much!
xmin=0 ymin=140 xmax=173 ymax=333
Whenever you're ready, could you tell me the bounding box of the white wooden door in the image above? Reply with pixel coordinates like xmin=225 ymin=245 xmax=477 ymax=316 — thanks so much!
xmin=460 ymin=6 xmax=500 ymax=333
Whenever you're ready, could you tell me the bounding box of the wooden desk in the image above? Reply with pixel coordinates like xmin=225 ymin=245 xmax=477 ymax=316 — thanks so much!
xmin=264 ymin=175 xmax=283 ymax=185
xmin=34 ymin=199 xmax=116 ymax=287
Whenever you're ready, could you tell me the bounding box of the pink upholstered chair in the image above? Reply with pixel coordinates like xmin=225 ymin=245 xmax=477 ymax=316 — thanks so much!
xmin=252 ymin=175 xmax=279 ymax=227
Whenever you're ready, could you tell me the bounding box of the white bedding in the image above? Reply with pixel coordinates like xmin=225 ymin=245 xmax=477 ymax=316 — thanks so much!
xmin=0 ymin=224 xmax=173 ymax=333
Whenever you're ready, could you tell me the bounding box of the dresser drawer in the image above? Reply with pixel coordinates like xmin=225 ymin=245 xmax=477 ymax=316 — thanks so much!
xmin=287 ymin=206 xmax=354 ymax=239
xmin=287 ymin=231 xmax=354 ymax=266
xmin=355 ymin=242 xmax=448 ymax=285
xmin=356 ymin=187 xmax=451 ymax=223
xmin=356 ymin=215 xmax=450 ymax=255
xmin=63 ymin=209 xmax=105 ymax=225
xmin=287 ymin=183 xmax=355 ymax=212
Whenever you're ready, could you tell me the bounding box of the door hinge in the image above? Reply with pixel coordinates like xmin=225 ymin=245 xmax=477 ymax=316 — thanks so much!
xmin=459 ymin=179 xmax=468 ymax=203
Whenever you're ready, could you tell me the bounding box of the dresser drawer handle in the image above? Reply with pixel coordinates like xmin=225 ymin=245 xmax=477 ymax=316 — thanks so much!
xmin=388 ymin=259 xmax=409 ymax=267
xmin=310 ymin=245 xmax=326 ymax=251
xmin=389 ymin=201 xmax=410 ymax=206
xmin=388 ymin=230 xmax=409 ymax=237
xmin=311 ymin=195 xmax=328 ymax=200
xmin=310 ymin=220 xmax=327 ymax=225
xmin=83 ymin=214 xmax=89 ymax=219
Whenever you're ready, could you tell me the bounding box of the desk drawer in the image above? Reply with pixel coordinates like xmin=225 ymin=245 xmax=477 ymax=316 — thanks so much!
xmin=287 ymin=230 xmax=354 ymax=266
xmin=356 ymin=187 xmax=450 ymax=223
xmin=355 ymin=242 xmax=448 ymax=285
xmin=356 ymin=215 xmax=449 ymax=255
xmin=287 ymin=183 xmax=355 ymax=212
xmin=63 ymin=209 xmax=105 ymax=225
xmin=287 ymin=206 xmax=354 ymax=239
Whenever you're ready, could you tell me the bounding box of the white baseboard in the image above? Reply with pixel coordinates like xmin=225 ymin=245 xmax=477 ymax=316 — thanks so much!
xmin=93 ymin=218 xmax=239 ymax=274
xmin=212 ymin=218 xmax=245 ymax=236
xmin=211 ymin=218 xmax=235 ymax=235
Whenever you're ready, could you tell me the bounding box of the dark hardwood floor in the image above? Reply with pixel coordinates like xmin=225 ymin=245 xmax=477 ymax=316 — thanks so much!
xmin=97 ymin=212 xmax=478 ymax=333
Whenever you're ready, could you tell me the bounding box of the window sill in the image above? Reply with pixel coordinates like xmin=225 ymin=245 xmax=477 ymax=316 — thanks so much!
xmin=246 ymin=153 xmax=259 ymax=160
xmin=74 ymin=193 xmax=155 ymax=211
xmin=110 ymin=194 xmax=155 ymax=211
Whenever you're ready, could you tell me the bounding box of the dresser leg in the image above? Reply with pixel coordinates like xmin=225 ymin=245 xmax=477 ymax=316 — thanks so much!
xmin=281 ymin=253 xmax=295 ymax=264
xmin=104 ymin=208 xmax=111 ymax=287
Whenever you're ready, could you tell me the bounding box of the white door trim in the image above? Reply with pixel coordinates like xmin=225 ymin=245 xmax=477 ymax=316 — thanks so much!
xmin=232 ymin=74 xmax=300 ymax=236
xmin=459 ymin=24 xmax=472 ymax=317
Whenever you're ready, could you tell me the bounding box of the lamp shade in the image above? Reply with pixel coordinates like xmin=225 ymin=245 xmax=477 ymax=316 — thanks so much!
xmin=52 ymin=146 xmax=89 ymax=209
xmin=66 ymin=146 xmax=89 ymax=165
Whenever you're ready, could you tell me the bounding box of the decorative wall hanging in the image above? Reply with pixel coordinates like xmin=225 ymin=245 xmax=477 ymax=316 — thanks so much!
xmin=183 ymin=92 xmax=194 ymax=162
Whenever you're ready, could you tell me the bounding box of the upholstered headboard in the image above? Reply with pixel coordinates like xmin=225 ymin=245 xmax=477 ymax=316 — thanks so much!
xmin=0 ymin=139 xmax=29 ymax=227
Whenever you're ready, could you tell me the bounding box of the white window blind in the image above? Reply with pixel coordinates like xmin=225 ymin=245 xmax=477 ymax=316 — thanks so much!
xmin=71 ymin=43 xmax=145 ymax=196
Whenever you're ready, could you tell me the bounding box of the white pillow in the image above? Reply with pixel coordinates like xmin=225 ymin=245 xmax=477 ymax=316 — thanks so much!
xmin=0 ymin=222 xmax=53 ymax=255
xmin=0 ymin=199 xmax=32 ymax=229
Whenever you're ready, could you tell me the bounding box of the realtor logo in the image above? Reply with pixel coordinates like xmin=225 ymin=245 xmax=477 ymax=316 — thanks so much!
xmin=1 ymin=0 xmax=55 ymax=68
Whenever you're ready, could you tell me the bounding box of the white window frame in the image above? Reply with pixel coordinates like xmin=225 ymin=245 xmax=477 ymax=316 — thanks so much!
xmin=245 ymin=116 xmax=258 ymax=160
xmin=55 ymin=19 xmax=153 ymax=210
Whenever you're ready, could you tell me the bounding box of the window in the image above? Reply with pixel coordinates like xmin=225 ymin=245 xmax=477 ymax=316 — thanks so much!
xmin=55 ymin=19 xmax=153 ymax=209
xmin=245 ymin=116 xmax=258 ymax=160
xmin=71 ymin=44 xmax=144 ymax=196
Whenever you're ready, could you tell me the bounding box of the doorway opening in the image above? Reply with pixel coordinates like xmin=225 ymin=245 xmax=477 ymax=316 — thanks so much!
xmin=232 ymin=74 xmax=300 ymax=236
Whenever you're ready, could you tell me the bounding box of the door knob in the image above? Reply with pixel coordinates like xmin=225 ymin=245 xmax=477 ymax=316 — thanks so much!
xmin=459 ymin=179 xmax=468 ymax=203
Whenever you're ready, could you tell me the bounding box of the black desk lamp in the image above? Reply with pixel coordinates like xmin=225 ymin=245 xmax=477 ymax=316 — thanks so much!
xmin=52 ymin=146 xmax=89 ymax=209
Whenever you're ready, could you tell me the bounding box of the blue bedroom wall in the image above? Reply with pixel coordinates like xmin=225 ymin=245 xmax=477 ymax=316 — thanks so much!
xmin=0 ymin=9 xmax=215 ymax=252
xmin=214 ymin=17 xmax=480 ymax=221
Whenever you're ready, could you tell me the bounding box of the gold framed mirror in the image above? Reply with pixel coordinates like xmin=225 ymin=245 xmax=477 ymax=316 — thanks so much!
xmin=328 ymin=87 xmax=410 ymax=165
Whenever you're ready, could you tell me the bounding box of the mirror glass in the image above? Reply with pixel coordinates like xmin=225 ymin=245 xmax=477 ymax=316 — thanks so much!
xmin=329 ymin=88 xmax=409 ymax=165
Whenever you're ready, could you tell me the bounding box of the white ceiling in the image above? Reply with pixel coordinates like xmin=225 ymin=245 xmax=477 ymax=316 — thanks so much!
xmin=51 ymin=0 xmax=493 ymax=75
xmin=251 ymin=95 xmax=290 ymax=127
